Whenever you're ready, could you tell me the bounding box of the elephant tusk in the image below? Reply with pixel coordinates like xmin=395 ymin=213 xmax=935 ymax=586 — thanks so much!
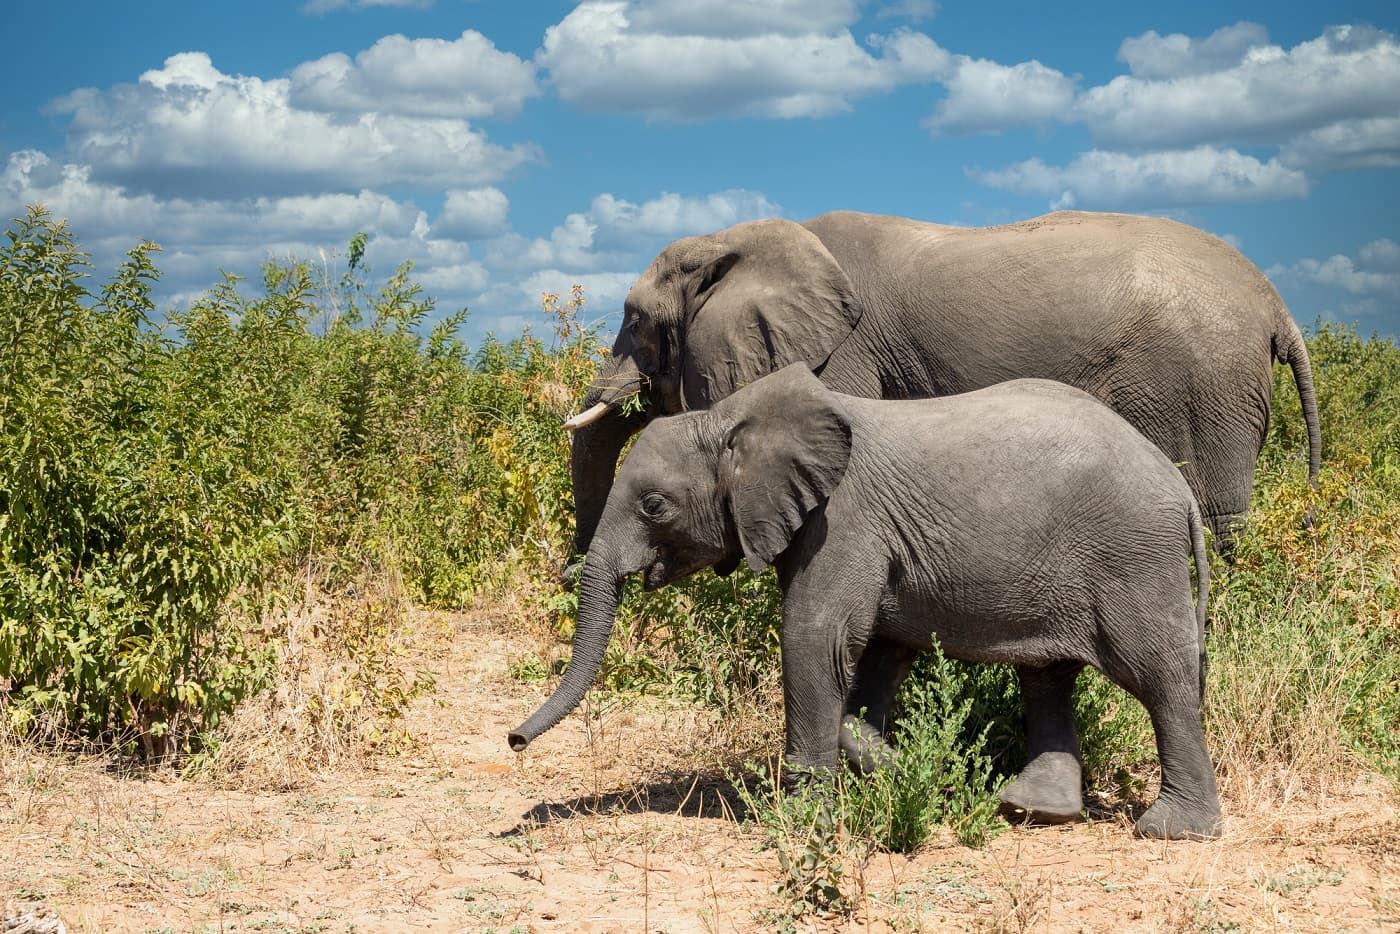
xmin=563 ymin=401 xmax=613 ymax=433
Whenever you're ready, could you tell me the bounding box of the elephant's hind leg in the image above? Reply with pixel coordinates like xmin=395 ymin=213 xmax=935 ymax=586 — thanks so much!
xmin=840 ymin=636 xmax=916 ymax=774
xmin=1202 ymin=508 xmax=1247 ymax=562
xmin=1132 ymin=703 xmax=1221 ymax=840
xmin=999 ymin=660 xmax=1086 ymax=825
xmin=1099 ymin=610 xmax=1221 ymax=840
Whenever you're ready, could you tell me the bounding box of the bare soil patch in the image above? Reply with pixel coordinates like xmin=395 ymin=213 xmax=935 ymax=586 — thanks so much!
xmin=3 ymin=606 xmax=1397 ymax=933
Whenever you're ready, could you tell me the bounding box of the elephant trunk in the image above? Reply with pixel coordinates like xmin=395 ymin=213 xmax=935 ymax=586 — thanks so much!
xmin=508 ymin=549 xmax=625 ymax=751
xmin=568 ymin=356 xmax=649 ymax=559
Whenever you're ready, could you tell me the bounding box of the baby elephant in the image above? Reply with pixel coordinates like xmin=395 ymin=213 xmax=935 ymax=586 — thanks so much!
xmin=510 ymin=364 xmax=1220 ymax=840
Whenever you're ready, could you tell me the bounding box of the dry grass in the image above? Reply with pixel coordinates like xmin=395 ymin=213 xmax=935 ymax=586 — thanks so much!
xmin=1206 ymin=603 xmax=1387 ymax=816
xmin=199 ymin=569 xmax=439 ymax=791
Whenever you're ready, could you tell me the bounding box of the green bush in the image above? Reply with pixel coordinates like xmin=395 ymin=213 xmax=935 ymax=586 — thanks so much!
xmin=732 ymin=643 xmax=1002 ymax=922
xmin=0 ymin=209 xmax=283 ymax=754
xmin=0 ymin=208 xmax=594 ymax=755
xmin=842 ymin=646 xmax=1005 ymax=850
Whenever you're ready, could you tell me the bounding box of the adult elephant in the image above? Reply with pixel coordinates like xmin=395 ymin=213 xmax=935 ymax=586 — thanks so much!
xmin=563 ymin=210 xmax=1321 ymax=577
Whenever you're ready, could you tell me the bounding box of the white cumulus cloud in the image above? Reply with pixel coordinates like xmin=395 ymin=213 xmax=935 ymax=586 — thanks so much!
xmin=588 ymin=189 xmax=782 ymax=242
xmin=924 ymin=56 xmax=1077 ymax=135
xmin=1280 ymin=116 xmax=1400 ymax=171
xmin=537 ymin=0 xmax=949 ymax=120
xmin=877 ymin=0 xmax=937 ymax=24
xmin=952 ymin=23 xmax=1400 ymax=206
xmin=1360 ymin=238 xmax=1400 ymax=269
xmin=1075 ymin=25 xmax=1400 ymax=149
xmin=626 ymin=0 xmax=863 ymax=38
xmin=1269 ymin=240 xmax=1400 ymax=297
xmin=1116 ymin=21 xmax=1270 ymax=79
xmin=53 ymin=52 xmax=539 ymax=198
xmin=1266 ymin=240 xmax=1400 ymax=333
xmin=1 ymin=150 xmax=424 ymax=246
xmin=486 ymin=189 xmax=782 ymax=273
xmin=971 ymin=146 xmax=1309 ymax=210
xmin=435 ymin=188 xmax=511 ymax=240
xmin=290 ymin=30 xmax=540 ymax=119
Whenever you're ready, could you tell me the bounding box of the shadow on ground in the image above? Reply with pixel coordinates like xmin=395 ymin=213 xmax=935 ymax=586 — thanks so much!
xmin=505 ymin=769 xmax=750 ymax=833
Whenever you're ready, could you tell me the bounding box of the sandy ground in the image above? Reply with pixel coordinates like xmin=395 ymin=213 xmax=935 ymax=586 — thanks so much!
xmin=2 ymin=606 xmax=1398 ymax=933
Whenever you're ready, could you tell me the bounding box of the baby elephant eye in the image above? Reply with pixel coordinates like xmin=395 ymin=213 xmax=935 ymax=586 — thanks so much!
xmin=641 ymin=493 xmax=667 ymax=517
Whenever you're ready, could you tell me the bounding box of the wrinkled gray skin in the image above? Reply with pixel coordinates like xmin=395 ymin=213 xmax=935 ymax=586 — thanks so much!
xmin=515 ymin=365 xmax=1220 ymax=840
xmin=567 ymin=211 xmax=1320 ymax=579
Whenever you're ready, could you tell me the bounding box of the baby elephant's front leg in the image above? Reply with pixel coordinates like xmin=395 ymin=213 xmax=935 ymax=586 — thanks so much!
xmin=780 ymin=620 xmax=850 ymax=776
xmin=779 ymin=554 xmax=887 ymax=782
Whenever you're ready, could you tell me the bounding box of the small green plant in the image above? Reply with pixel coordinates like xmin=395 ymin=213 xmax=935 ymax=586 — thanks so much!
xmin=508 ymin=656 xmax=551 ymax=682
xmin=843 ymin=646 xmax=1006 ymax=850
xmin=733 ymin=643 xmax=1003 ymax=919
xmin=1260 ymin=864 xmax=1345 ymax=894
xmin=735 ymin=765 xmax=854 ymax=922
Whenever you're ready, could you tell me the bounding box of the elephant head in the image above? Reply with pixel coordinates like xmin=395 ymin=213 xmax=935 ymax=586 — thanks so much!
xmin=511 ymin=364 xmax=852 ymax=751
xmin=564 ymin=219 xmax=862 ymax=572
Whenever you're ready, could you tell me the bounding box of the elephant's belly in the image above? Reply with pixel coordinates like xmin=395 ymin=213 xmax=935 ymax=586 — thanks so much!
xmin=876 ymin=584 xmax=1098 ymax=668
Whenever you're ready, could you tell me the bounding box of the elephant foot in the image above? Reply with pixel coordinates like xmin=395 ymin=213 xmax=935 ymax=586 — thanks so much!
xmin=839 ymin=715 xmax=897 ymax=774
xmin=1133 ymin=795 xmax=1221 ymax=841
xmin=778 ymin=759 xmax=839 ymax=806
xmin=998 ymin=751 xmax=1084 ymax=825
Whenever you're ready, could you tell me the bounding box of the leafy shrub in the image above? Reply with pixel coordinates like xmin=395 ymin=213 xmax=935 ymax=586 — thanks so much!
xmin=842 ymin=645 xmax=1005 ymax=850
xmin=0 ymin=209 xmax=281 ymax=755
xmin=0 ymin=209 xmax=594 ymax=756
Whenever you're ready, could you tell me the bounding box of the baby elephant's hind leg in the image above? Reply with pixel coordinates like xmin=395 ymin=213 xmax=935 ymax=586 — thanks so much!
xmin=1133 ymin=702 xmax=1221 ymax=840
xmin=999 ymin=660 xmax=1086 ymax=824
xmin=1101 ymin=615 xmax=1221 ymax=840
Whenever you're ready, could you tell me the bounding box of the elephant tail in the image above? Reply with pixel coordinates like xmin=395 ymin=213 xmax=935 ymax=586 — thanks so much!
xmin=1188 ymin=500 xmax=1211 ymax=705
xmin=1274 ymin=316 xmax=1322 ymax=485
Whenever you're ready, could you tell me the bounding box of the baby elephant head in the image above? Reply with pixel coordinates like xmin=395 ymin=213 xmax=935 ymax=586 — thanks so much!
xmin=509 ymin=364 xmax=852 ymax=751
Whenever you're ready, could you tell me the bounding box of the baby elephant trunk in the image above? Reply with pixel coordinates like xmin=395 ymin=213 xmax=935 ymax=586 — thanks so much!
xmin=507 ymin=555 xmax=623 ymax=751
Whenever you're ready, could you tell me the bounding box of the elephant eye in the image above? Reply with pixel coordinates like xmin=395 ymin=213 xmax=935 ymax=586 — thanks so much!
xmin=640 ymin=493 xmax=668 ymax=518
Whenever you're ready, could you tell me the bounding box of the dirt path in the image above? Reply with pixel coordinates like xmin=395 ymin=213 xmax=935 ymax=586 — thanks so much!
xmin=3 ymin=607 xmax=1397 ymax=932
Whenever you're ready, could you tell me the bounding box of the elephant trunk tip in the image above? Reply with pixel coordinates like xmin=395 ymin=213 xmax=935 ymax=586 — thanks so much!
xmin=507 ymin=730 xmax=531 ymax=752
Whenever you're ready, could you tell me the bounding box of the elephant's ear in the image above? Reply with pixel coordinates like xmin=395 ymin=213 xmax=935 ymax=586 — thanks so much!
xmin=680 ymin=220 xmax=861 ymax=409
xmin=718 ymin=364 xmax=852 ymax=570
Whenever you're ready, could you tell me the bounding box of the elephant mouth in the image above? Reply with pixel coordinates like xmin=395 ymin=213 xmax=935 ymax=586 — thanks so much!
xmin=644 ymin=549 xmax=732 ymax=590
xmin=563 ymin=371 xmax=651 ymax=432
xmin=642 ymin=560 xmax=668 ymax=592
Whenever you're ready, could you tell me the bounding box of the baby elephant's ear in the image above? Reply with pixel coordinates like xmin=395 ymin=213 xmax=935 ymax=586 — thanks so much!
xmin=718 ymin=364 xmax=852 ymax=570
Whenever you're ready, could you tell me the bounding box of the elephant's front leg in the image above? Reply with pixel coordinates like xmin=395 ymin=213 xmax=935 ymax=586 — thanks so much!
xmin=840 ymin=637 xmax=916 ymax=774
xmin=999 ymin=660 xmax=1086 ymax=824
xmin=779 ymin=585 xmax=881 ymax=778
xmin=780 ymin=624 xmax=850 ymax=777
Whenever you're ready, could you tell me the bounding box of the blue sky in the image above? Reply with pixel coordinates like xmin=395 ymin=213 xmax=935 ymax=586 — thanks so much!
xmin=3 ymin=0 xmax=1398 ymax=343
